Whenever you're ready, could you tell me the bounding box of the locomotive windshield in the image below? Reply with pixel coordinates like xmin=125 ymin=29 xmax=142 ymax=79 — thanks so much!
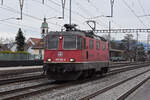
xmin=63 ymin=36 xmax=76 ymax=49
xmin=63 ymin=35 xmax=83 ymax=50
xmin=46 ymin=35 xmax=83 ymax=50
xmin=47 ymin=35 xmax=59 ymax=49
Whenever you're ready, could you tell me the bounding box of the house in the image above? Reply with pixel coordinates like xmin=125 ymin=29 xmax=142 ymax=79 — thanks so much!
xmin=32 ymin=39 xmax=44 ymax=59
xmin=25 ymin=38 xmax=41 ymax=54
xmin=9 ymin=43 xmax=17 ymax=52
xmin=0 ymin=44 xmax=10 ymax=51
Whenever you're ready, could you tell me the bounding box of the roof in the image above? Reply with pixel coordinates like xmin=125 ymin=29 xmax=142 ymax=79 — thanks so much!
xmin=110 ymin=49 xmax=124 ymax=52
xmin=29 ymin=38 xmax=41 ymax=44
xmin=48 ymin=31 xmax=107 ymax=41
xmin=25 ymin=38 xmax=43 ymax=50
xmin=32 ymin=39 xmax=44 ymax=49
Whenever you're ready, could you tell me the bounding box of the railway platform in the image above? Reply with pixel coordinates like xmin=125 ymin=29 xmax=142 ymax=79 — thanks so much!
xmin=126 ymin=79 xmax=150 ymax=100
xmin=0 ymin=66 xmax=43 ymax=75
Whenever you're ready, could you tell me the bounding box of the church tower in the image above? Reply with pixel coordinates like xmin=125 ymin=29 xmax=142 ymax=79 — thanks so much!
xmin=41 ymin=17 xmax=49 ymax=38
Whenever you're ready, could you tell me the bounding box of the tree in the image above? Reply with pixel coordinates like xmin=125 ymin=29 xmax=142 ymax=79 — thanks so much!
xmin=137 ymin=44 xmax=146 ymax=61
xmin=118 ymin=34 xmax=137 ymax=61
xmin=15 ymin=28 xmax=25 ymax=51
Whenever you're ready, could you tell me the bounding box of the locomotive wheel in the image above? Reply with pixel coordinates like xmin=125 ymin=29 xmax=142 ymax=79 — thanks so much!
xmin=100 ymin=67 xmax=108 ymax=76
xmin=79 ymin=69 xmax=95 ymax=79
xmin=88 ymin=69 xmax=96 ymax=78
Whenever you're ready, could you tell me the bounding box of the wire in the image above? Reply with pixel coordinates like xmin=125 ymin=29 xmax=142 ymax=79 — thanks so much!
xmin=0 ymin=5 xmax=61 ymax=26
xmin=0 ymin=21 xmax=40 ymax=34
xmin=137 ymin=0 xmax=150 ymax=24
xmin=47 ymin=0 xmax=87 ymax=19
xmin=32 ymin=0 xmax=60 ymax=13
xmin=73 ymin=0 xmax=93 ymax=17
xmin=122 ymin=0 xmax=147 ymax=28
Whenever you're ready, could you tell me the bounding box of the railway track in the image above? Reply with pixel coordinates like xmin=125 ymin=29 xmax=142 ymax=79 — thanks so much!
xmin=0 ymin=62 xmax=140 ymax=86
xmin=0 ymin=62 xmax=147 ymax=86
xmin=80 ymin=69 xmax=150 ymax=100
xmin=0 ymin=74 xmax=46 ymax=86
xmin=109 ymin=62 xmax=146 ymax=68
xmin=1 ymin=62 xmax=150 ymax=100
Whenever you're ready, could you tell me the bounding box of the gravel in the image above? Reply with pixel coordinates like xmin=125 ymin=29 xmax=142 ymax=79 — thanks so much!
xmin=20 ymin=66 xmax=150 ymax=100
xmin=0 ymin=78 xmax=49 ymax=93
xmin=0 ymin=72 xmax=43 ymax=81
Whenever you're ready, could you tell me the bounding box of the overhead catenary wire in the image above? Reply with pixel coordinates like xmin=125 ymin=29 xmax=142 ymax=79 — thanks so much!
xmin=32 ymin=0 xmax=83 ymax=25
xmin=137 ymin=0 xmax=150 ymax=24
xmin=47 ymin=0 xmax=87 ymax=19
xmin=0 ymin=5 xmax=62 ymax=26
xmin=122 ymin=0 xmax=147 ymax=28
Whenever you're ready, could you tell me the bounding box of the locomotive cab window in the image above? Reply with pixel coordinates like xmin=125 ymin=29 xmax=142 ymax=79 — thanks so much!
xmin=89 ymin=40 xmax=94 ymax=49
xmin=47 ymin=35 xmax=59 ymax=49
xmin=63 ymin=36 xmax=76 ymax=49
xmin=63 ymin=35 xmax=83 ymax=50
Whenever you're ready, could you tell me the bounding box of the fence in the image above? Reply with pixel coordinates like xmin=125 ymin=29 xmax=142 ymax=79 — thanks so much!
xmin=0 ymin=53 xmax=42 ymax=60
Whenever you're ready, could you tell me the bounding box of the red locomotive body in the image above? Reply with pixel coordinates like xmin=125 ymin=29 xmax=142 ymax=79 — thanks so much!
xmin=43 ymin=26 xmax=109 ymax=80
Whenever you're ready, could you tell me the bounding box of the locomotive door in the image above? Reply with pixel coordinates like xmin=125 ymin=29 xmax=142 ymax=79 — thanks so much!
xmin=82 ymin=38 xmax=87 ymax=61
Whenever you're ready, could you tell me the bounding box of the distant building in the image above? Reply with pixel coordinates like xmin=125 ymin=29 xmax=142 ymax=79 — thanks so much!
xmin=32 ymin=39 xmax=44 ymax=59
xmin=41 ymin=17 xmax=49 ymax=38
xmin=9 ymin=43 xmax=17 ymax=52
xmin=25 ymin=38 xmax=41 ymax=53
xmin=0 ymin=44 xmax=10 ymax=51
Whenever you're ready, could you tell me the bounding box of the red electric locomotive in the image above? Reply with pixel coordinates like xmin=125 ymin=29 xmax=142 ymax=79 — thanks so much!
xmin=43 ymin=24 xmax=109 ymax=80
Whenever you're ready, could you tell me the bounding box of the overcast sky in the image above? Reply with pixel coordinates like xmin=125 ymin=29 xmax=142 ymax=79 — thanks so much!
xmin=0 ymin=0 xmax=150 ymax=42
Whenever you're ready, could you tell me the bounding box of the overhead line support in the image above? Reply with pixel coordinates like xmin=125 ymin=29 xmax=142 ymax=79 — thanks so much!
xmin=61 ymin=0 xmax=66 ymax=19
xmin=1 ymin=0 xmax=3 ymax=5
xmin=89 ymin=29 xmax=150 ymax=33
xmin=19 ymin=0 xmax=24 ymax=20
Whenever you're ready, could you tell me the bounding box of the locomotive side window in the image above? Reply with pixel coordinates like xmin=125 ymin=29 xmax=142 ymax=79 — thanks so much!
xmin=96 ymin=41 xmax=100 ymax=50
xmin=63 ymin=36 xmax=76 ymax=49
xmin=89 ymin=40 xmax=94 ymax=49
xmin=47 ymin=35 xmax=59 ymax=49
xmin=103 ymin=43 xmax=106 ymax=50
xmin=77 ymin=37 xmax=83 ymax=49
xmin=83 ymin=38 xmax=86 ymax=49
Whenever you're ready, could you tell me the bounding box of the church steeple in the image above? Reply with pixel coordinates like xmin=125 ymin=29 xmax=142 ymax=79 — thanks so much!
xmin=41 ymin=17 xmax=49 ymax=38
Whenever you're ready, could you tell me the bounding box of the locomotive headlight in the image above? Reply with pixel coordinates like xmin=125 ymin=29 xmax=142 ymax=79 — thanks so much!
xmin=69 ymin=58 xmax=75 ymax=62
xmin=47 ymin=58 xmax=52 ymax=62
xmin=59 ymin=36 xmax=63 ymax=40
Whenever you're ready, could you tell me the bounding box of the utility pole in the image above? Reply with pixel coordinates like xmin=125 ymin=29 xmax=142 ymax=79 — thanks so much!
xmin=69 ymin=0 xmax=72 ymax=25
xmin=61 ymin=0 xmax=66 ymax=19
xmin=136 ymin=31 xmax=139 ymax=61
xmin=147 ymin=33 xmax=150 ymax=60
xmin=19 ymin=0 xmax=24 ymax=20
xmin=108 ymin=0 xmax=114 ymax=62
xmin=147 ymin=33 xmax=150 ymax=50
xmin=42 ymin=0 xmax=44 ymax=4
xmin=1 ymin=0 xmax=3 ymax=5
xmin=110 ymin=0 xmax=115 ymax=17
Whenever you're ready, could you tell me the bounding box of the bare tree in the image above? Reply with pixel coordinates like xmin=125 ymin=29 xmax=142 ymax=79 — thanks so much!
xmin=0 ymin=37 xmax=15 ymax=44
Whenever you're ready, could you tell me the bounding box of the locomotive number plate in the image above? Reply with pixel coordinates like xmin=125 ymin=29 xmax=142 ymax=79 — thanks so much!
xmin=55 ymin=58 xmax=66 ymax=61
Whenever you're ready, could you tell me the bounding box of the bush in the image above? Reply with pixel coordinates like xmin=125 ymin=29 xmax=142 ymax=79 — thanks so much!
xmin=0 ymin=51 xmax=29 ymax=54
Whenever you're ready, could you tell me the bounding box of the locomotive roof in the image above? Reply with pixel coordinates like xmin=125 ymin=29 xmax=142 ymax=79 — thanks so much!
xmin=48 ymin=31 xmax=107 ymax=41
